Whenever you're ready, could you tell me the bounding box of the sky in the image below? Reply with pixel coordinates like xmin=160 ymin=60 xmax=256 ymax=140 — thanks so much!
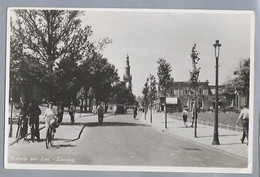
xmin=15 ymin=9 xmax=253 ymax=97
xmin=82 ymin=9 xmax=253 ymax=97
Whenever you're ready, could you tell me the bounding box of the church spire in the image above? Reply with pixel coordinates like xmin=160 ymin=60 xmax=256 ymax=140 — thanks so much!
xmin=123 ymin=54 xmax=132 ymax=92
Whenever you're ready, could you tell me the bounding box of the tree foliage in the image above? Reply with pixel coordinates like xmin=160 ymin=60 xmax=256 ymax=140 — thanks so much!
xmin=232 ymin=58 xmax=250 ymax=105
xmin=113 ymin=81 xmax=135 ymax=105
xmin=189 ymin=43 xmax=201 ymax=88
xmin=157 ymin=58 xmax=174 ymax=96
xmin=148 ymin=74 xmax=157 ymax=104
xmin=10 ymin=9 xmax=118 ymax=104
xmin=142 ymin=78 xmax=150 ymax=109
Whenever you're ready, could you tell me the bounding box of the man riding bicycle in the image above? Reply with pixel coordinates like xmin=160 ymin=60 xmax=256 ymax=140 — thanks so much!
xmin=44 ymin=102 xmax=59 ymax=135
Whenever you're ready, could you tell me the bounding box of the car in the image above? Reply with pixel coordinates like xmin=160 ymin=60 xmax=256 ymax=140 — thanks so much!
xmin=116 ymin=105 xmax=127 ymax=114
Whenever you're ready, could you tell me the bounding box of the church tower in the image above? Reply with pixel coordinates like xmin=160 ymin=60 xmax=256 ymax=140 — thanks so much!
xmin=123 ymin=54 xmax=132 ymax=92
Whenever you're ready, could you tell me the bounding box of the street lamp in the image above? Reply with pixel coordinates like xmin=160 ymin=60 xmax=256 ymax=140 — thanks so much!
xmin=212 ymin=40 xmax=221 ymax=145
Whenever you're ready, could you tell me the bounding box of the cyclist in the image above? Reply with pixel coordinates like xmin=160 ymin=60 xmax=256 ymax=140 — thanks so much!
xmin=28 ymin=99 xmax=41 ymax=142
xmin=44 ymin=102 xmax=58 ymax=136
xmin=15 ymin=97 xmax=29 ymax=140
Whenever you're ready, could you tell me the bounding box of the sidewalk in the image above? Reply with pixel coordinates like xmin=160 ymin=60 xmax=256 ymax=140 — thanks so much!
xmin=136 ymin=111 xmax=248 ymax=159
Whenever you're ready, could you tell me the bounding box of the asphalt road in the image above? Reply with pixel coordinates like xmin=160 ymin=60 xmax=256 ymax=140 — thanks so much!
xmin=7 ymin=113 xmax=247 ymax=168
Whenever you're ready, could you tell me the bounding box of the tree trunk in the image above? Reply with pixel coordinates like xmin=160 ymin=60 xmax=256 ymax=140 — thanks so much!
xmin=150 ymin=104 xmax=152 ymax=123
xmin=194 ymin=89 xmax=197 ymax=138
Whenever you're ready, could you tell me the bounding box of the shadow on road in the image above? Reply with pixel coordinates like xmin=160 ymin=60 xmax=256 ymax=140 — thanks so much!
xmin=64 ymin=124 xmax=86 ymax=143
xmin=220 ymin=142 xmax=244 ymax=146
xmin=85 ymin=122 xmax=151 ymax=127
xmin=52 ymin=144 xmax=77 ymax=148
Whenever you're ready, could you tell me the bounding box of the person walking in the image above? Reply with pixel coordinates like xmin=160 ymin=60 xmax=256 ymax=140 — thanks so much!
xmin=97 ymin=103 xmax=104 ymax=125
xmin=113 ymin=105 xmax=117 ymax=116
xmin=69 ymin=102 xmax=76 ymax=124
xmin=236 ymin=104 xmax=249 ymax=145
xmin=182 ymin=108 xmax=189 ymax=127
xmin=133 ymin=105 xmax=138 ymax=119
xmin=57 ymin=101 xmax=64 ymax=124
xmin=28 ymin=99 xmax=41 ymax=142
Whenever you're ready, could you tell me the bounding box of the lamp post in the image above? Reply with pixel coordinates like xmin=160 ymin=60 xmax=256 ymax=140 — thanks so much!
xmin=212 ymin=40 xmax=221 ymax=145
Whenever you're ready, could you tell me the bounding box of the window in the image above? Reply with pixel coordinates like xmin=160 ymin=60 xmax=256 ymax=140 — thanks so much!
xmin=198 ymin=99 xmax=203 ymax=109
xmin=183 ymin=99 xmax=188 ymax=107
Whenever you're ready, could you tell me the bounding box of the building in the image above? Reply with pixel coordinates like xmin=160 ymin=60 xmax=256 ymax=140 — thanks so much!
xmin=158 ymin=81 xmax=240 ymax=112
xmin=123 ymin=54 xmax=132 ymax=92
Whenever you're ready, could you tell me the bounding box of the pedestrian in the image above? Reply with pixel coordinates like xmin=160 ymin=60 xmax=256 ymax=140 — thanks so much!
xmin=15 ymin=97 xmax=29 ymax=140
xmin=113 ymin=105 xmax=117 ymax=116
xmin=182 ymin=108 xmax=189 ymax=127
xmin=236 ymin=104 xmax=249 ymax=145
xmin=57 ymin=101 xmax=64 ymax=124
xmin=28 ymin=99 xmax=41 ymax=142
xmin=44 ymin=101 xmax=57 ymax=135
xmin=133 ymin=105 xmax=138 ymax=119
xmin=97 ymin=103 xmax=104 ymax=125
xmin=69 ymin=102 xmax=76 ymax=124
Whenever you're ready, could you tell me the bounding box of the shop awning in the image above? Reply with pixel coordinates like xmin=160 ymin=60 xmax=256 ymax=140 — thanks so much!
xmin=166 ymin=97 xmax=178 ymax=104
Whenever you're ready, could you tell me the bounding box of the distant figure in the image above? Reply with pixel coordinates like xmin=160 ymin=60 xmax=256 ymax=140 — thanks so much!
xmin=97 ymin=104 xmax=105 ymax=125
xmin=57 ymin=101 xmax=64 ymax=124
xmin=28 ymin=99 xmax=41 ymax=142
xmin=133 ymin=105 xmax=138 ymax=119
xmin=15 ymin=97 xmax=29 ymax=140
xmin=92 ymin=106 xmax=97 ymax=115
xmin=113 ymin=105 xmax=117 ymax=116
xmin=236 ymin=105 xmax=249 ymax=145
xmin=182 ymin=109 xmax=189 ymax=127
xmin=79 ymin=99 xmax=83 ymax=113
xmin=69 ymin=102 xmax=76 ymax=124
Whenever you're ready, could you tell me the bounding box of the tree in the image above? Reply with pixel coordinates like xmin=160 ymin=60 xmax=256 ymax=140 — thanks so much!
xmin=113 ymin=81 xmax=135 ymax=105
xmin=142 ymin=78 xmax=150 ymax=120
xmin=11 ymin=9 xmax=93 ymax=100
xmin=148 ymin=74 xmax=157 ymax=123
xmin=232 ymin=58 xmax=250 ymax=107
xmin=157 ymin=58 xmax=174 ymax=128
xmin=189 ymin=43 xmax=201 ymax=138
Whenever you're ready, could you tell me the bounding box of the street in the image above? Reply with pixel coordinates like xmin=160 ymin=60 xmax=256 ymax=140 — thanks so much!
xmin=7 ymin=112 xmax=247 ymax=168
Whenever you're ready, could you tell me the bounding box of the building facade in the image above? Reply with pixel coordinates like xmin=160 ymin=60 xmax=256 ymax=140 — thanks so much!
xmin=158 ymin=81 xmax=241 ymax=112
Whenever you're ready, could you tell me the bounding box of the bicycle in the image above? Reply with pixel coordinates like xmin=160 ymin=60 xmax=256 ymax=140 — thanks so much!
xmin=16 ymin=115 xmax=28 ymax=142
xmin=45 ymin=118 xmax=58 ymax=149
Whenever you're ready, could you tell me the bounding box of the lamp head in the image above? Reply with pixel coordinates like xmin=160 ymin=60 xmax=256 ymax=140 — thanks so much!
xmin=213 ymin=40 xmax=222 ymax=58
